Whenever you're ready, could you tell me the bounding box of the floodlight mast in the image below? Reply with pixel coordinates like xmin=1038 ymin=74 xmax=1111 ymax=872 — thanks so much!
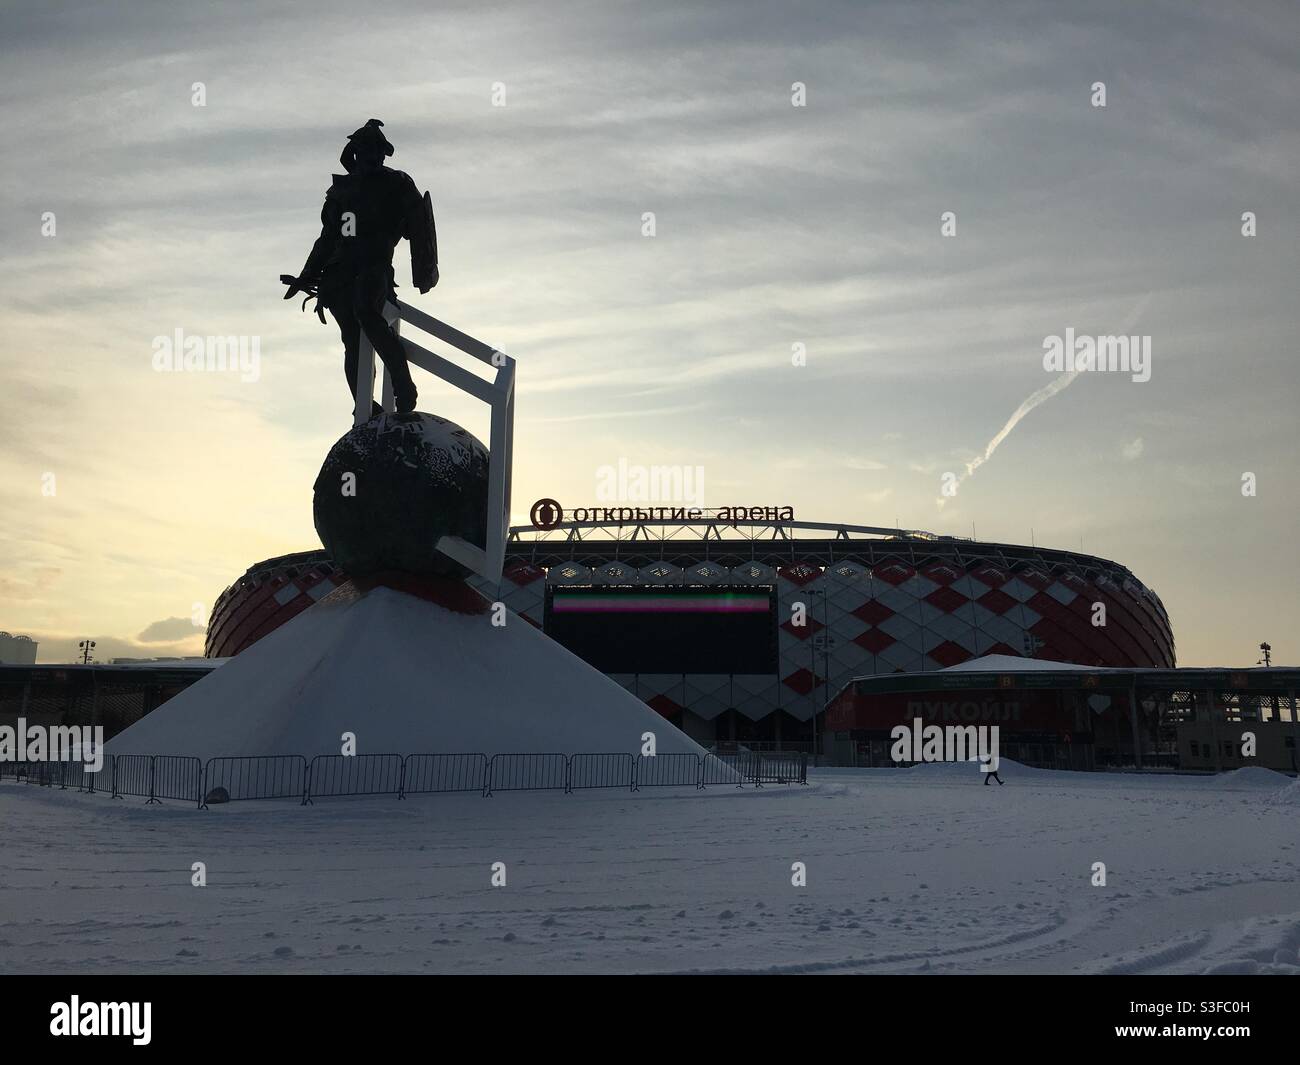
xmin=351 ymin=299 xmax=515 ymax=584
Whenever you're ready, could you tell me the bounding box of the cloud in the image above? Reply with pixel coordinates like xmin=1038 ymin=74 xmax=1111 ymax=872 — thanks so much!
xmin=1121 ymin=437 xmax=1145 ymax=461
xmin=137 ymin=616 xmax=206 ymax=642
xmin=28 ymin=631 xmax=206 ymax=665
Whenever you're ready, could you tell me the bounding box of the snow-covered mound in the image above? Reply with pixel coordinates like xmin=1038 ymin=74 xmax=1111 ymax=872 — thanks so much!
xmin=1265 ymin=779 xmax=1300 ymax=806
xmin=1212 ymin=766 xmax=1292 ymax=788
xmin=106 ymin=579 xmax=707 ymax=761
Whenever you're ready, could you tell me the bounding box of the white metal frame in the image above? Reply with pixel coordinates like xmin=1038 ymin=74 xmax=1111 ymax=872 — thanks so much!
xmin=352 ymin=299 xmax=515 ymax=583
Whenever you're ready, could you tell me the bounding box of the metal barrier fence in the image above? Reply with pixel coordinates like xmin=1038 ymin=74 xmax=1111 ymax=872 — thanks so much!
xmin=486 ymin=753 xmax=568 ymax=796
xmin=402 ymin=753 xmax=487 ymax=796
xmin=87 ymin=757 xmax=113 ymax=796
xmin=701 ymin=753 xmax=747 ymax=787
xmin=305 ymin=754 xmax=403 ymax=804
xmin=753 ymin=751 xmax=807 ymax=784
xmin=0 ymin=750 xmax=806 ymax=807
xmin=570 ymin=753 xmax=635 ymax=791
xmin=2 ymin=758 xmax=112 ymax=792
xmin=203 ymin=756 xmax=307 ymax=806
xmin=636 ymin=752 xmax=703 ymax=789
xmin=153 ymin=756 xmax=204 ymax=805
xmin=115 ymin=754 xmax=156 ymax=802
xmin=711 ymin=751 xmax=809 ymax=786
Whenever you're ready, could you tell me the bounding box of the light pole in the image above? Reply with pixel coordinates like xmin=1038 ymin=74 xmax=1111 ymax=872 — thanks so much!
xmin=1258 ymin=642 xmax=1277 ymax=722
xmin=78 ymin=639 xmax=95 ymax=665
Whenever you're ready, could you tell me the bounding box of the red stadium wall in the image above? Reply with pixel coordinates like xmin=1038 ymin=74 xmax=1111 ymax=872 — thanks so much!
xmin=204 ymin=552 xmax=344 ymax=660
xmin=206 ymin=547 xmax=1175 ymax=730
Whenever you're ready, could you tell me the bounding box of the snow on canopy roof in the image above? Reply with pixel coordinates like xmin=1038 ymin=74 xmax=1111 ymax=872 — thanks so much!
xmin=940 ymin=654 xmax=1101 ymax=672
xmin=943 ymin=655 xmax=1300 ymax=675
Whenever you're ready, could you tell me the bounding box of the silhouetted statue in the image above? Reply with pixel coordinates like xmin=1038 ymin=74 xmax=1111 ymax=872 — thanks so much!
xmin=281 ymin=119 xmax=438 ymax=415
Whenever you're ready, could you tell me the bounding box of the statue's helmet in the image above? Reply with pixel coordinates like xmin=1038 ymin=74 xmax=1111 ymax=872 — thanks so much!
xmin=340 ymin=118 xmax=394 ymax=172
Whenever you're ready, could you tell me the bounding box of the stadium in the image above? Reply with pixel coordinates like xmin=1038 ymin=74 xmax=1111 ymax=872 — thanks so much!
xmin=195 ymin=508 xmax=1227 ymax=768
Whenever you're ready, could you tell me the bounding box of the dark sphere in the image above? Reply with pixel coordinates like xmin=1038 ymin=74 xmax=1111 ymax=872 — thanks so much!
xmin=313 ymin=412 xmax=489 ymax=578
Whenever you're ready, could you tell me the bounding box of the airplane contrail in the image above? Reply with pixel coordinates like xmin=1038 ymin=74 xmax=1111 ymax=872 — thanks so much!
xmin=937 ymin=293 xmax=1152 ymax=508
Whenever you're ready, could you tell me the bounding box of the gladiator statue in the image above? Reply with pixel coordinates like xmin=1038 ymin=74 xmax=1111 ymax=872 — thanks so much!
xmin=281 ymin=119 xmax=438 ymax=415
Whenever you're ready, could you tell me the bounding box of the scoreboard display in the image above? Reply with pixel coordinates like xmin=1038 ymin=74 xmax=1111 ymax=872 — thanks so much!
xmin=544 ymin=586 xmax=778 ymax=675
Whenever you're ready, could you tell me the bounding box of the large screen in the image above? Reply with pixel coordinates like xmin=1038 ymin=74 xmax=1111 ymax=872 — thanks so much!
xmin=544 ymin=586 xmax=777 ymax=675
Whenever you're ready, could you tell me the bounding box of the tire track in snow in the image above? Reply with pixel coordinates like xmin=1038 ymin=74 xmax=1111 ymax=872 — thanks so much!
xmin=667 ymin=910 xmax=1068 ymax=974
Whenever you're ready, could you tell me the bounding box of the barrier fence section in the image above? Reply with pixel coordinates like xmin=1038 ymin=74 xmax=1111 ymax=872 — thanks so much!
xmin=402 ymin=753 xmax=487 ymax=796
xmin=749 ymin=751 xmax=808 ymax=785
xmin=635 ymin=753 xmax=702 ymax=790
xmin=569 ymin=753 xmax=634 ymax=792
xmin=486 ymin=753 xmax=568 ymax=796
xmin=115 ymin=754 xmax=157 ymax=803
xmin=701 ymin=753 xmax=747 ymax=787
xmin=710 ymin=751 xmax=809 ymax=787
xmin=305 ymin=753 xmax=403 ymax=804
xmin=88 ymin=756 xmax=114 ymax=796
xmin=0 ymin=750 xmax=806 ymax=807
xmin=153 ymin=756 xmax=204 ymax=806
xmin=203 ymin=756 xmax=307 ymax=806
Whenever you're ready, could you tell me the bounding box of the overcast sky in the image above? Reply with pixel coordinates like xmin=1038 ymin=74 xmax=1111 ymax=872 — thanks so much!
xmin=1 ymin=0 xmax=1296 ymax=665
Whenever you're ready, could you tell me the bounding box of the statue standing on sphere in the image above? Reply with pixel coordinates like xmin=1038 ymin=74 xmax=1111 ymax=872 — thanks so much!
xmin=281 ymin=119 xmax=438 ymax=416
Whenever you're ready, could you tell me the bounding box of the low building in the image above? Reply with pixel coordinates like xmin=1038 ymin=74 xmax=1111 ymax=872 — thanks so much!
xmin=0 ymin=661 xmax=220 ymax=741
xmin=826 ymin=655 xmax=1300 ymax=773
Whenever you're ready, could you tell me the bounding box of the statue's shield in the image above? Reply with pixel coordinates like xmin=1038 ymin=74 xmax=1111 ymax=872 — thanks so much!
xmin=411 ymin=190 xmax=438 ymax=290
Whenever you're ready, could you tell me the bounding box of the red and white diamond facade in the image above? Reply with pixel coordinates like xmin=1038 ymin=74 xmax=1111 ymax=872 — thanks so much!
xmin=205 ymin=516 xmax=1174 ymax=740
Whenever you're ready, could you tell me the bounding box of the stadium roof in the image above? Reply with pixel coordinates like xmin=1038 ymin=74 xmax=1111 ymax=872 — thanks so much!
xmin=501 ymin=511 xmax=1159 ymax=588
xmin=0 ymin=661 xmax=225 ymax=682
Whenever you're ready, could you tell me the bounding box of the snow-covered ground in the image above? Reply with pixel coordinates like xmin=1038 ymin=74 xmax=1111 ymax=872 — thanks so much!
xmin=2 ymin=763 xmax=1298 ymax=975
